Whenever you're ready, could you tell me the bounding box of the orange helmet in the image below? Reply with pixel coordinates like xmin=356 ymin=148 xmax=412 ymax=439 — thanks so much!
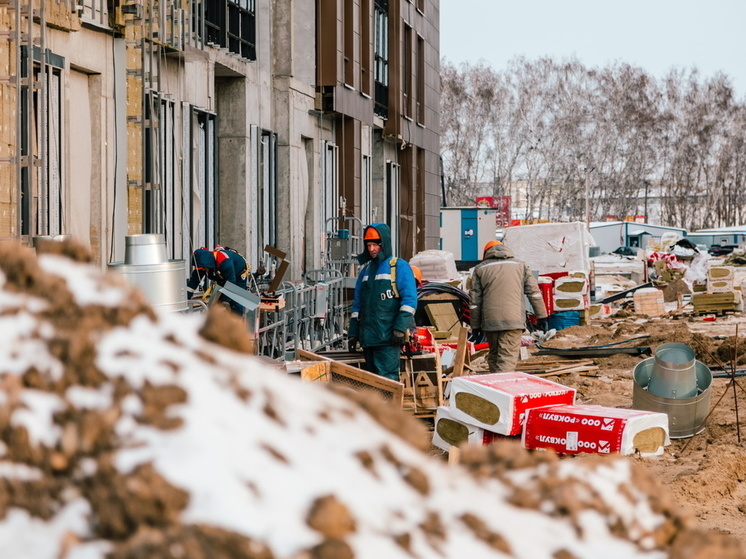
xmin=364 ymin=227 xmax=382 ymax=242
xmin=483 ymin=240 xmax=502 ymax=257
xmin=411 ymin=265 xmax=423 ymax=284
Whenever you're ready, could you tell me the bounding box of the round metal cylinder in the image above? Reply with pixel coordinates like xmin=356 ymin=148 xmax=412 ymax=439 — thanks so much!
xmin=124 ymin=234 xmax=167 ymax=265
xmin=109 ymin=260 xmax=188 ymax=313
xmin=633 ymin=357 xmax=712 ymax=439
xmin=32 ymin=235 xmax=72 ymax=248
xmin=648 ymin=342 xmax=697 ymax=399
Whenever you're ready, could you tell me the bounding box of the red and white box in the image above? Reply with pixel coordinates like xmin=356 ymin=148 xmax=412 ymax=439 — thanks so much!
xmin=431 ymin=406 xmax=511 ymax=451
xmin=448 ymin=372 xmax=576 ymax=436
xmin=522 ymin=404 xmax=670 ymax=456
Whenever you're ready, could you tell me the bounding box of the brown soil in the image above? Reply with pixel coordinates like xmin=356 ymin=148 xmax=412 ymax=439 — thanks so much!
xmin=470 ymin=314 xmax=746 ymax=549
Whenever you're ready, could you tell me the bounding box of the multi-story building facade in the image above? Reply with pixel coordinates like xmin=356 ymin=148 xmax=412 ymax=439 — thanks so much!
xmin=0 ymin=0 xmax=440 ymax=280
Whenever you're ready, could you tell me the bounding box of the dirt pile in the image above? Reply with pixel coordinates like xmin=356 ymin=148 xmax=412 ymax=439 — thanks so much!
xmin=0 ymin=240 xmax=743 ymax=558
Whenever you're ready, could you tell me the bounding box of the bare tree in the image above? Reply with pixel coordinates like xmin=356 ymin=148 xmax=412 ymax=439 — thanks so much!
xmin=440 ymin=56 xmax=746 ymax=230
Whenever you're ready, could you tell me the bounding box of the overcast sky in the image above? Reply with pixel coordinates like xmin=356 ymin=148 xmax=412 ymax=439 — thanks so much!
xmin=440 ymin=0 xmax=746 ymax=99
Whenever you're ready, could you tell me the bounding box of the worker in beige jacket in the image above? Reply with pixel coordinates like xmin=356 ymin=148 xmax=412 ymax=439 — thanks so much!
xmin=470 ymin=240 xmax=548 ymax=372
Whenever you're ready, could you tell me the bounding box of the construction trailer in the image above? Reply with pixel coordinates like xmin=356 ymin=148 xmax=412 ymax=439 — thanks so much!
xmin=439 ymin=206 xmax=500 ymax=268
xmin=685 ymin=226 xmax=746 ymax=249
xmin=589 ymin=221 xmax=687 ymax=254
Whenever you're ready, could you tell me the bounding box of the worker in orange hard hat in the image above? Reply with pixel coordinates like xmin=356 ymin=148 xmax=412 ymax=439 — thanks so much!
xmin=348 ymin=223 xmax=417 ymax=380
xmin=482 ymin=240 xmax=502 ymax=259
xmin=411 ymin=265 xmax=424 ymax=287
xmin=363 ymin=227 xmax=382 ymax=242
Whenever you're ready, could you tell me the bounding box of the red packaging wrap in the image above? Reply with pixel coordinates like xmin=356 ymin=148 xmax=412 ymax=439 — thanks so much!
xmin=522 ymin=404 xmax=670 ymax=456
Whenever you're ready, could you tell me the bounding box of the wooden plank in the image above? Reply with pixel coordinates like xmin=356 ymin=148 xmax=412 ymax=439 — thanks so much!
xmin=536 ymin=365 xmax=599 ymax=377
xmin=425 ymin=302 xmax=461 ymax=333
xmin=451 ymin=327 xmax=469 ymax=378
xmin=296 ymin=348 xmax=331 ymax=362
xmin=300 ymin=361 xmax=330 ymax=382
xmin=448 ymin=446 xmax=461 ymax=465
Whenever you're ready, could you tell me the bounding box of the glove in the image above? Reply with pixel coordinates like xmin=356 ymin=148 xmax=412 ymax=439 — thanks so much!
xmin=537 ymin=318 xmax=549 ymax=333
xmin=348 ymin=337 xmax=359 ymax=351
xmin=390 ymin=330 xmax=406 ymax=346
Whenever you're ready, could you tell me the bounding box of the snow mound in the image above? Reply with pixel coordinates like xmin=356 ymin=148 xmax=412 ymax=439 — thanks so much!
xmin=0 ymin=241 xmax=737 ymax=558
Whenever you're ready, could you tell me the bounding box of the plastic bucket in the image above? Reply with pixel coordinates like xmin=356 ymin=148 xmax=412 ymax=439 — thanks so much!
xmin=547 ymin=311 xmax=580 ymax=331
xmin=649 ymin=343 xmax=697 ymax=399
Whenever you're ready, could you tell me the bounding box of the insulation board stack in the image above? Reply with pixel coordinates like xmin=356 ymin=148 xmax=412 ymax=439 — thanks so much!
xmin=448 ymin=372 xmax=576 ymax=436
xmin=502 ymin=221 xmax=593 ymax=275
xmin=633 ymin=287 xmax=665 ymax=316
xmin=588 ymin=303 xmax=612 ymax=319
xmin=431 ymin=406 xmax=508 ymax=451
xmin=707 ymin=266 xmax=735 ymax=293
xmin=692 ymin=291 xmax=742 ymax=314
xmin=522 ymin=404 xmax=670 ymax=456
xmin=410 ymin=250 xmax=459 ymax=281
xmin=552 ymin=272 xmax=589 ymax=312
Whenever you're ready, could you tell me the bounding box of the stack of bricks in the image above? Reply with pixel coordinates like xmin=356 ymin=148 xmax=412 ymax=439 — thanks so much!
xmin=633 ymin=287 xmax=665 ymax=317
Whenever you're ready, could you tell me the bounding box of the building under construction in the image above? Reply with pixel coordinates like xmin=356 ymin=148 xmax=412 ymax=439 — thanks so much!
xmin=0 ymin=0 xmax=441 ymax=280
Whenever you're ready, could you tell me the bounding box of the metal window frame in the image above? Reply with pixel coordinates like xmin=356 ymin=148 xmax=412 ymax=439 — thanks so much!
xmin=189 ymin=106 xmax=217 ymax=251
xmin=386 ymin=160 xmax=400 ymax=253
xmin=20 ymin=47 xmax=64 ymax=237
xmin=373 ymin=3 xmax=389 ymax=117
xmin=249 ymin=125 xmax=278 ymax=268
xmin=321 ymin=140 xmax=340 ymax=233
xmin=361 ymin=153 xmax=372 ymax=225
xmin=204 ymin=0 xmax=257 ymax=60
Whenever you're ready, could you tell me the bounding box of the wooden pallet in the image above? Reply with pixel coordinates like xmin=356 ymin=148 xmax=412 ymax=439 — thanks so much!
xmin=296 ymin=349 xmax=404 ymax=407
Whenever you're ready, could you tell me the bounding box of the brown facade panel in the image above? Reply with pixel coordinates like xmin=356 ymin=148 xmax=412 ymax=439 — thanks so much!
xmin=318 ymin=0 xmax=341 ymax=85
xmin=339 ymin=117 xmax=362 ymax=215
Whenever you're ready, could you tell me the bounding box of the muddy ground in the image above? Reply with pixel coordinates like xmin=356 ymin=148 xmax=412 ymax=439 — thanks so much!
xmin=458 ymin=312 xmax=746 ymax=549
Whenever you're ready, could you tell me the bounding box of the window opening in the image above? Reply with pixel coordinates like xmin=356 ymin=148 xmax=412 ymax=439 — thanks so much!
xmin=204 ymin=0 xmax=256 ymax=61
xmin=386 ymin=160 xmax=400 ymax=253
xmin=403 ymin=24 xmax=412 ymax=119
xmin=189 ymin=107 xmax=217 ymax=250
xmin=20 ymin=48 xmax=63 ymax=237
xmin=416 ymin=34 xmax=425 ymax=125
xmin=374 ymin=0 xmax=389 ymax=117
xmin=143 ymin=93 xmax=176 ymax=256
xmin=321 ymin=140 xmax=340 ymax=234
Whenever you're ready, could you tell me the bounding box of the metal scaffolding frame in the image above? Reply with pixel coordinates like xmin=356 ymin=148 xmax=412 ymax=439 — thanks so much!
xmin=257 ymin=270 xmax=350 ymax=360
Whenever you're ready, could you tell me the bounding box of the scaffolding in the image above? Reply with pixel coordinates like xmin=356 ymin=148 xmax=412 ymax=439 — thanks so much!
xmin=0 ymin=0 xmax=52 ymax=240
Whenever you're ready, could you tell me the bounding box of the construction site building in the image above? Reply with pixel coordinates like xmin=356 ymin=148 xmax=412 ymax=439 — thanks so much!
xmin=0 ymin=0 xmax=441 ymax=280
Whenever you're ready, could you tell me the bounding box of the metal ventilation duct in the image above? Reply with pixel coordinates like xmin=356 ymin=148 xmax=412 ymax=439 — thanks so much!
xmin=632 ymin=354 xmax=712 ymax=439
xmin=109 ymin=234 xmax=188 ymax=313
xmin=648 ymin=342 xmax=697 ymax=399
